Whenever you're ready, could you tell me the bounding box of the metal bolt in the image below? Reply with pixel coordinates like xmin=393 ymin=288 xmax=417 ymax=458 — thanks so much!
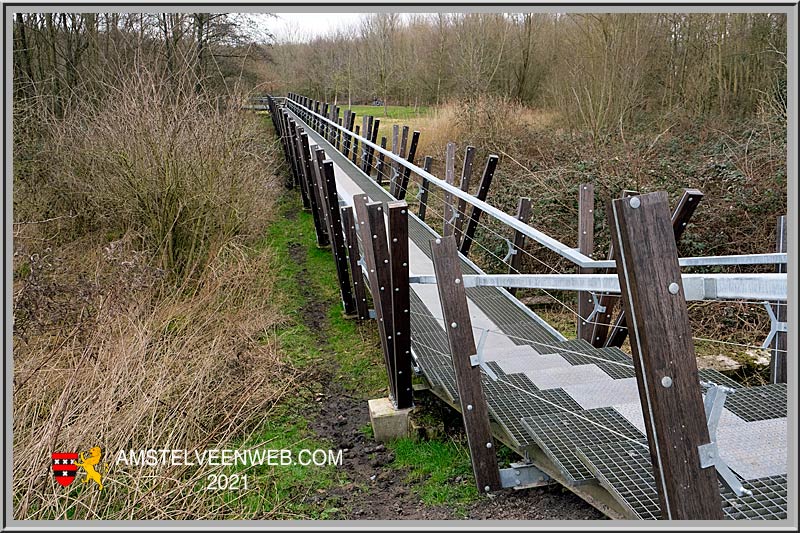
xmin=450 ymin=322 xmax=457 ymax=328
xmin=515 ymin=479 xmax=521 ymax=486
xmin=484 ymin=486 xmax=491 ymax=492
xmin=402 ymin=262 xmax=407 ymax=267
xmin=467 ymin=404 xmax=473 ymax=411
xmin=486 ymin=442 xmax=493 ymax=449
xmin=455 ymin=278 xmax=461 ymax=284
xmin=435 ymin=238 xmax=441 ymax=244
xmin=393 ymin=238 xmax=398 ymax=243
xmin=668 ymin=282 xmax=680 ymax=295
xmin=661 ymin=376 xmax=673 ymax=388
xmin=630 ymin=197 xmax=641 ymax=209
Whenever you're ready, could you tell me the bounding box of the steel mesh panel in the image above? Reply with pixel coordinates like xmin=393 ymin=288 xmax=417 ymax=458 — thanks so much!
xmin=723 ymin=384 xmax=786 ymax=422
xmin=521 ymin=408 xmax=646 ymax=484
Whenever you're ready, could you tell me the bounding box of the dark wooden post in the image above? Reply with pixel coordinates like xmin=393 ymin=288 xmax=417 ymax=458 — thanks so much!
xmin=298 ymin=133 xmax=329 ymax=247
xmin=365 ymin=118 xmax=380 ymax=177
xmin=507 ymin=198 xmax=532 ymax=297
xmin=770 ymin=215 xmax=787 ymax=383
xmin=589 ymin=189 xmax=639 ymax=347
xmin=388 ymin=201 xmax=413 ymax=408
xmin=376 ymin=137 xmax=388 ymax=185
xmin=608 ymin=191 xmax=723 ymax=520
xmin=310 ymin=148 xmax=333 ymax=248
xmin=336 ymin=118 xmax=343 ymax=151
xmin=321 ymin=102 xmax=329 ymax=140
xmin=430 ymin=236 xmax=502 ymax=493
xmin=453 ymin=146 xmax=476 ymax=246
xmin=343 ymin=110 xmax=355 ymax=159
xmin=285 ymin=118 xmax=301 ymax=189
xmin=354 ymin=196 xmax=397 ymax=402
xmin=341 ymin=206 xmax=369 ymax=320
xmin=396 ymin=131 xmax=420 ymax=200
xmin=442 ymin=142 xmax=457 ymax=237
xmin=459 ymin=155 xmax=499 ymax=256
xmin=360 ymin=116 xmax=373 ymax=173
xmin=292 ymin=126 xmax=312 ymax=210
xmin=351 ymin=125 xmax=361 ymax=165
xmin=417 ymin=156 xmax=433 ymax=221
xmin=605 ymin=188 xmax=704 ymax=348
xmin=321 ymin=160 xmax=357 ymax=316
xmin=388 ymin=125 xmax=400 ymax=194
xmin=577 ymin=183 xmax=595 ymax=342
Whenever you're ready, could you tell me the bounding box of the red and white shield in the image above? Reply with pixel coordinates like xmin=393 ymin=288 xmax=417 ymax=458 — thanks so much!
xmin=52 ymin=452 xmax=78 ymax=487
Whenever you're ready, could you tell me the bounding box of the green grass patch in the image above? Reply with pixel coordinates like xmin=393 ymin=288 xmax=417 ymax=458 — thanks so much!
xmin=346 ymin=104 xmax=431 ymax=120
xmin=388 ymin=437 xmax=479 ymax=513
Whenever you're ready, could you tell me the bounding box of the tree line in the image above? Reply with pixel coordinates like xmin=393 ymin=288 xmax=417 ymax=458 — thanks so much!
xmin=268 ymin=13 xmax=787 ymax=132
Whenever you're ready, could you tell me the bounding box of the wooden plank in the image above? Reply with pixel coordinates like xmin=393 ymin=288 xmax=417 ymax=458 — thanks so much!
xmin=341 ymin=206 xmax=369 ymax=320
xmin=321 ymin=160 xmax=357 ymax=316
xmin=589 ymin=189 xmax=639 ymax=347
xmin=442 ymin=142 xmax=457 ymax=237
xmin=351 ymin=125 xmax=360 ymax=165
xmin=388 ymin=201 xmax=413 ymax=409
xmin=770 ymin=214 xmax=787 ymax=383
xmin=507 ymin=198 xmax=532 ymax=297
xmin=285 ymin=118 xmax=301 ymax=189
xmin=577 ymin=183 xmax=595 ymax=342
xmin=605 ymin=188 xmax=703 ymax=348
xmin=365 ymin=118 xmax=380 ymax=177
xmin=354 ymin=196 xmax=397 ymax=401
xmin=417 ymin=156 xmax=433 ymax=221
xmin=608 ymin=191 xmax=723 ymax=520
xmin=343 ymin=110 xmax=354 ymax=159
xmin=453 ymin=146 xmax=476 ymax=246
xmin=430 ymin=236 xmax=502 ymax=493
xmin=376 ymin=137 xmax=388 ymax=185
xmin=389 ymin=125 xmax=400 ymax=195
xmin=459 ymin=155 xmax=499 ymax=256
xmin=311 ymin=148 xmax=333 ymax=248
xmin=360 ymin=115 xmax=370 ymax=172
xmin=336 ymin=118 xmax=343 ymax=151
xmin=396 ymin=130 xmax=420 ymax=200
xmin=298 ymin=132 xmax=329 ymax=247
xmin=292 ymin=126 xmax=312 ymax=210
xmin=321 ymin=102 xmax=329 ymax=140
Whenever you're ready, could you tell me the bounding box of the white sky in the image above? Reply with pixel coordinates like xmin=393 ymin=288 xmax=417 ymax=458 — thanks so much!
xmin=270 ymin=12 xmax=367 ymax=43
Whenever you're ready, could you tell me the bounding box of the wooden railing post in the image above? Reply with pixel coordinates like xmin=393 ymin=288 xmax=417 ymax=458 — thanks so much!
xmin=396 ymin=131 xmax=420 ymax=201
xmin=577 ymin=183 xmax=595 ymax=342
xmin=341 ymin=206 xmax=369 ymax=320
xmin=417 ymin=156 xmax=433 ymax=221
xmin=459 ymin=155 xmax=499 ymax=256
xmin=507 ymin=197 xmax=532 ymax=297
xmin=442 ymin=142 xmax=457 ymax=237
xmin=431 ymin=236 xmax=502 ymax=493
xmin=291 ymin=125 xmax=312 ymax=211
xmin=608 ymin=191 xmax=723 ymax=520
xmin=354 ymin=195 xmax=398 ymax=403
xmin=320 ymin=160 xmax=357 ymax=316
xmin=605 ymin=188 xmax=704 ymax=348
xmin=388 ymin=201 xmax=413 ymax=408
xmin=389 ymin=125 xmax=400 ymax=194
xmin=365 ymin=118 xmax=380 ymax=177
xmin=453 ymin=146 xmax=476 ymax=246
xmin=351 ymin=125 xmax=360 ymax=165
xmin=297 ymin=131 xmax=329 ymax=247
xmin=376 ymin=137 xmax=388 ymax=185
xmin=770 ymin=214 xmax=787 ymax=383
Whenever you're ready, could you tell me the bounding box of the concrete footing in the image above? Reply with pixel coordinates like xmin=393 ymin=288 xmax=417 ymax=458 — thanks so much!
xmin=368 ymin=398 xmax=413 ymax=442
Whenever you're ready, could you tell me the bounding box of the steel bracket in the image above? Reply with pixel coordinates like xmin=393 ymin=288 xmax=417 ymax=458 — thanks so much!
xmin=502 ymin=238 xmax=517 ymax=263
xmin=468 ymin=329 xmax=498 ymax=381
xmin=699 ymin=385 xmax=752 ymax=497
xmin=585 ymin=292 xmax=607 ymax=324
xmin=499 ymin=461 xmax=552 ymax=490
xmin=761 ymin=301 xmax=787 ymax=349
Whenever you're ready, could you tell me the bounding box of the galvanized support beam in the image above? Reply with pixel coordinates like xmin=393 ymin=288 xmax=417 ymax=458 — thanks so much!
xmin=407 ymin=273 xmax=787 ymax=302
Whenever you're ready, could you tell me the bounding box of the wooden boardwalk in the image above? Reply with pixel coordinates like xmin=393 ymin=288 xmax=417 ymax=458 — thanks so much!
xmin=270 ymin=95 xmax=788 ymax=521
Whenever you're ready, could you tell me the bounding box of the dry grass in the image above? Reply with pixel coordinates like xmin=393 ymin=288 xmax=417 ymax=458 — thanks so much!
xmin=12 ymin=66 xmax=297 ymax=519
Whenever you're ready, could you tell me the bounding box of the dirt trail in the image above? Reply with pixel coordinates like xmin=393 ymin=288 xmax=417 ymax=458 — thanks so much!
xmin=284 ymin=206 xmax=604 ymax=521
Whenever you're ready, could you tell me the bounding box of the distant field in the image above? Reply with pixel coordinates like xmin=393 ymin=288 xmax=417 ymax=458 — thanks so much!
xmin=346 ymin=104 xmax=431 ymax=120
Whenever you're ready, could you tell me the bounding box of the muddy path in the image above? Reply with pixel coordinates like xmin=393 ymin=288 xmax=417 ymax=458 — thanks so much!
xmin=283 ymin=204 xmax=604 ymax=521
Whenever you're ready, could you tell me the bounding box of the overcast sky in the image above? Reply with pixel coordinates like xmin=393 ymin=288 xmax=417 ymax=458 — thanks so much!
xmin=270 ymin=12 xmax=367 ymax=42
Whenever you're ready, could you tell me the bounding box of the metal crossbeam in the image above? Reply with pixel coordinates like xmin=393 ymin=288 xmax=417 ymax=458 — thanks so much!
xmin=284 ymin=98 xmax=786 ymax=271
xmin=409 ymin=273 xmax=786 ymax=302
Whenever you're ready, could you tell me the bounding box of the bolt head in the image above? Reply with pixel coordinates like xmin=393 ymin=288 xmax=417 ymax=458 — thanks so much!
xmin=661 ymin=376 xmax=673 ymax=388
xmin=630 ymin=196 xmax=641 ymax=209
xmin=450 ymin=322 xmax=457 ymax=328
xmin=668 ymin=282 xmax=680 ymax=295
